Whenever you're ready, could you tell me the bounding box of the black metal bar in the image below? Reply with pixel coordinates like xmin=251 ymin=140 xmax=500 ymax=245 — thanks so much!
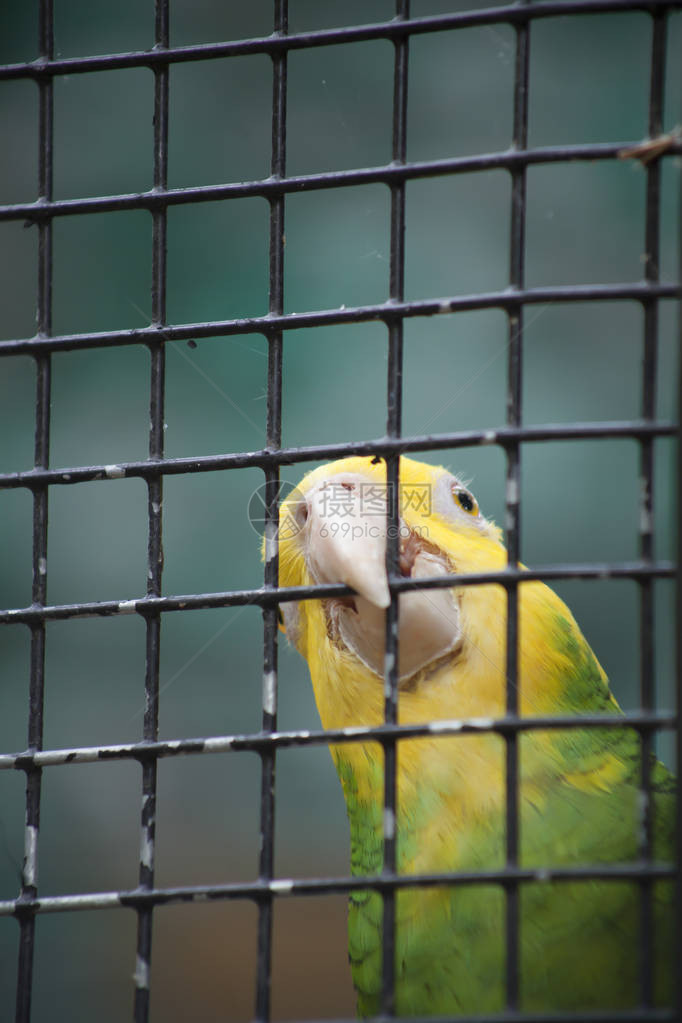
xmin=1 ymin=711 xmax=677 ymax=773
xmin=503 ymin=3 xmax=530 ymax=1009
xmin=0 ymin=0 xmax=679 ymax=83
xmin=0 ymin=420 xmax=676 ymax=494
xmin=676 ymin=94 xmax=682 ymax=1021
xmin=0 ymin=560 xmax=676 ymax=627
xmin=0 ymin=861 xmax=677 ymax=919
xmin=3 ymin=141 xmax=682 ymax=225
xmin=14 ymin=2 xmax=54 ymax=1020
xmin=1 ymin=281 xmax=679 ymax=358
xmin=132 ymin=4 xmax=169 ymax=1020
xmin=2 ymin=280 xmax=681 ymax=355
xmin=636 ymin=9 xmax=667 ymax=1009
xmin=380 ymin=1 xmax=410 ymax=1014
xmin=255 ymin=3 xmax=287 ymax=1018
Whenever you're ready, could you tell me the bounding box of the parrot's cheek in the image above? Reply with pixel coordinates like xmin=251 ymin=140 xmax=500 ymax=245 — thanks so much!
xmin=329 ymin=544 xmax=461 ymax=682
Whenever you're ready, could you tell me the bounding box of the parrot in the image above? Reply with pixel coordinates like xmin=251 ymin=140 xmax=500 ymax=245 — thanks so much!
xmin=274 ymin=454 xmax=675 ymax=1016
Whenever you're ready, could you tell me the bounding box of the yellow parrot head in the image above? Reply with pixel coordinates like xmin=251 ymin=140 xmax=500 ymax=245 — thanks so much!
xmin=276 ymin=455 xmax=505 ymax=688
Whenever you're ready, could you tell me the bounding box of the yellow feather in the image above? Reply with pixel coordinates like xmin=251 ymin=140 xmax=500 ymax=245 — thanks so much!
xmin=273 ymin=455 xmax=674 ymax=1014
xmin=276 ymin=455 xmax=623 ymax=824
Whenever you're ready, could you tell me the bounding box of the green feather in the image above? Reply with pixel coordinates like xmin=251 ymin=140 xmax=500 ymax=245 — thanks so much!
xmin=335 ymin=620 xmax=675 ymax=1016
xmin=278 ymin=457 xmax=677 ymax=1016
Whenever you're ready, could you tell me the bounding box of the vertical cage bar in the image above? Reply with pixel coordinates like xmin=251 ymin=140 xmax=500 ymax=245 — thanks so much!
xmin=256 ymin=2 xmax=287 ymax=1020
xmin=133 ymin=2 xmax=169 ymax=1020
xmin=676 ymin=86 xmax=682 ymax=1021
xmin=504 ymin=4 xmax=530 ymax=1013
xmin=15 ymin=2 xmax=54 ymax=1020
xmin=636 ymin=10 xmax=667 ymax=1009
xmin=381 ymin=1 xmax=409 ymax=1016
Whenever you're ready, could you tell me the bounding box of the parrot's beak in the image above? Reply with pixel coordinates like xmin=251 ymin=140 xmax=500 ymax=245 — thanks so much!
xmin=305 ymin=476 xmax=391 ymax=608
xmin=298 ymin=473 xmax=462 ymax=681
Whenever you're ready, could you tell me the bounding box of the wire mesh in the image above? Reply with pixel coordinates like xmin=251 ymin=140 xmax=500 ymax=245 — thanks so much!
xmin=0 ymin=1 xmax=681 ymax=1021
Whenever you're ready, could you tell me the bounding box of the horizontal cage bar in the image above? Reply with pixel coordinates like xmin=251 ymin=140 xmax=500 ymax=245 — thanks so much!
xmin=1 ymin=140 xmax=681 ymax=224
xmin=0 ymin=860 xmax=676 ymax=920
xmin=0 ymin=561 xmax=675 ymax=625
xmin=0 ymin=710 xmax=676 ymax=772
xmin=0 ymin=421 xmax=676 ymax=493
xmin=0 ymin=0 xmax=679 ymax=82
xmin=0 ymin=284 xmax=679 ymax=357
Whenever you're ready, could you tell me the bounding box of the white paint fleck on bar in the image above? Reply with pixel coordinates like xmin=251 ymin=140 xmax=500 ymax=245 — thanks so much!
xmin=133 ymin=955 xmax=150 ymax=989
xmin=270 ymin=879 xmax=293 ymax=893
xmin=118 ymin=600 xmax=138 ymax=614
xmin=263 ymin=670 xmax=277 ymax=716
xmin=428 ymin=719 xmax=464 ymax=733
xmin=140 ymin=833 xmax=153 ymax=870
xmin=23 ymin=825 xmax=38 ymax=887
xmin=203 ymin=737 xmax=231 ymax=752
xmin=428 ymin=716 xmax=494 ymax=734
xmin=265 ymin=520 xmax=278 ymax=564
xmin=104 ymin=464 xmax=126 ymax=479
xmin=73 ymin=748 xmax=101 ymax=763
xmin=506 ymin=476 xmax=519 ymax=506
xmin=383 ymin=807 xmax=395 ymax=840
xmin=0 ymin=891 xmax=124 ymax=917
xmin=41 ymin=747 xmax=96 ymax=765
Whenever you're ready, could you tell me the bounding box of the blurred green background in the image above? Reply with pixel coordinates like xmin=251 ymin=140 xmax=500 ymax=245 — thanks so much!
xmin=0 ymin=1 xmax=680 ymax=1020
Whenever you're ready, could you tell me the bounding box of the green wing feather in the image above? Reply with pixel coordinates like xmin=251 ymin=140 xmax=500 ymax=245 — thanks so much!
xmin=337 ymin=615 xmax=675 ymax=1016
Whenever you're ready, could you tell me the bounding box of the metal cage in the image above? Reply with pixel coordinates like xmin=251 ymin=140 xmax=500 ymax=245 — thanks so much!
xmin=0 ymin=0 xmax=680 ymax=1020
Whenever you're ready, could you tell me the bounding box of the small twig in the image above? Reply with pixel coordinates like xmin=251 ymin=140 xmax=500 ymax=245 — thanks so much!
xmin=618 ymin=126 xmax=682 ymax=165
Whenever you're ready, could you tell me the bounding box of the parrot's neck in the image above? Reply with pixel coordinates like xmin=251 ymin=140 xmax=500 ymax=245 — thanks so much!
xmin=306 ymin=573 xmax=619 ymax=878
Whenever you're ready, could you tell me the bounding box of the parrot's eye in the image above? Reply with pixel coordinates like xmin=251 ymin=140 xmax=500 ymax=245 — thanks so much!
xmin=451 ymin=485 xmax=478 ymax=515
